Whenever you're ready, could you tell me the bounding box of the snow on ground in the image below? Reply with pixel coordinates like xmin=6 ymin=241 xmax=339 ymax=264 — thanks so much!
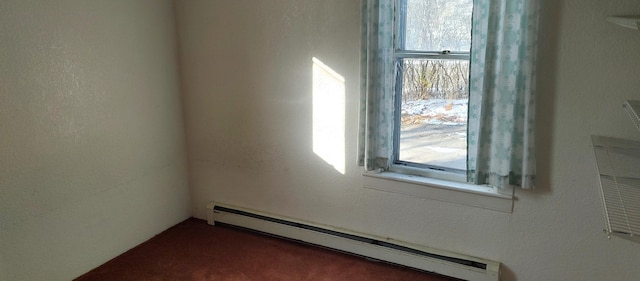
xmin=400 ymin=99 xmax=467 ymax=169
xmin=401 ymin=99 xmax=467 ymax=126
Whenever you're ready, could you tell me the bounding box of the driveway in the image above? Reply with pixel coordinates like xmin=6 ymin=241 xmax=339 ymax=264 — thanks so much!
xmin=399 ymin=123 xmax=467 ymax=170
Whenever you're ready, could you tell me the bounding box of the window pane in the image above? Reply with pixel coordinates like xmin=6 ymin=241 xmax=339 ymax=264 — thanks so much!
xmin=398 ymin=58 xmax=468 ymax=171
xmin=403 ymin=0 xmax=473 ymax=52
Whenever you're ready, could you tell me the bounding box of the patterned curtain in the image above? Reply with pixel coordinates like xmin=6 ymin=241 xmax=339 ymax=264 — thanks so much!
xmin=358 ymin=0 xmax=394 ymax=171
xmin=467 ymin=0 xmax=540 ymax=189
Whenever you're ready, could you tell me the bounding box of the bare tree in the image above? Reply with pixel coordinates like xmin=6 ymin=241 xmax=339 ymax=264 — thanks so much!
xmin=400 ymin=0 xmax=472 ymax=102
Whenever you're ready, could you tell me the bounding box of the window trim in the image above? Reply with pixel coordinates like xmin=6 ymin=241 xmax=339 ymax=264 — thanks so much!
xmin=362 ymin=171 xmax=514 ymax=213
xmin=389 ymin=163 xmax=466 ymax=183
xmin=394 ymin=51 xmax=470 ymax=60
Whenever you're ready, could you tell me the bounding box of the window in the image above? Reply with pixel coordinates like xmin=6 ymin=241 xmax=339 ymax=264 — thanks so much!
xmin=392 ymin=0 xmax=473 ymax=178
xmin=360 ymin=0 xmax=539 ymax=195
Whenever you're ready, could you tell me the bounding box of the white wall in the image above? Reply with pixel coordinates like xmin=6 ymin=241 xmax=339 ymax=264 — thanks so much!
xmin=0 ymin=1 xmax=191 ymax=280
xmin=177 ymin=0 xmax=640 ymax=280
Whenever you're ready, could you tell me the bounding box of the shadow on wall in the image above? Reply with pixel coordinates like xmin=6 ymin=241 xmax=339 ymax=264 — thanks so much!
xmin=531 ymin=0 xmax=562 ymax=195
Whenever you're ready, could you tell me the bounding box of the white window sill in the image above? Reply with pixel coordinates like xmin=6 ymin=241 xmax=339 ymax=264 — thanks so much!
xmin=362 ymin=171 xmax=514 ymax=213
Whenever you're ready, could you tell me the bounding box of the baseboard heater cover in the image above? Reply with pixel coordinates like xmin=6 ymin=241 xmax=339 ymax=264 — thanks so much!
xmin=206 ymin=202 xmax=500 ymax=281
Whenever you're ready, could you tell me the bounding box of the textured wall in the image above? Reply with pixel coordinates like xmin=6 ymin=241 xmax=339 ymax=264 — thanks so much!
xmin=0 ymin=1 xmax=191 ymax=280
xmin=177 ymin=0 xmax=640 ymax=280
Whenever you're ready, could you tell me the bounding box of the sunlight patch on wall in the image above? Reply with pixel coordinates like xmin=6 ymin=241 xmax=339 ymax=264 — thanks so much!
xmin=312 ymin=57 xmax=345 ymax=174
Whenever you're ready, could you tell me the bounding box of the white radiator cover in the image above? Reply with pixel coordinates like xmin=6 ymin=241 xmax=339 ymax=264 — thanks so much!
xmin=206 ymin=202 xmax=500 ymax=281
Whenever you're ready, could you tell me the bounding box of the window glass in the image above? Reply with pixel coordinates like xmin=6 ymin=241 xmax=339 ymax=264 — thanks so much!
xmin=403 ymin=0 xmax=473 ymax=52
xmin=394 ymin=0 xmax=473 ymax=173
xmin=397 ymin=58 xmax=468 ymax=171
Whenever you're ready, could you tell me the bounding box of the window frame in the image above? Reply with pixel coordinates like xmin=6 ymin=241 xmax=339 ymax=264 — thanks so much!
xmin=359 ymin=0 xmax=529 ymax=210
xmin=389 ymin=0 xmax=472 ymax=181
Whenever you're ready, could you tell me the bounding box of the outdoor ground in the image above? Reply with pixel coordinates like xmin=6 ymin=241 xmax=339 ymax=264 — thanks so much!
xmin=400 ymin=99 xmax=467 ymax=170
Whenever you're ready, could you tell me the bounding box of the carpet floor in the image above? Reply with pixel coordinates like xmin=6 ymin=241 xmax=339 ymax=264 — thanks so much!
xmin=75 ymin=218 xmax=459 ymax=281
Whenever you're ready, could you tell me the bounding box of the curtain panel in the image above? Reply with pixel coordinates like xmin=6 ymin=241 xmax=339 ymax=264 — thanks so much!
xmin=358 ymin=0 xmax=395 ymax=171
xmin=467 ymin=0 xmax=540 ymax=189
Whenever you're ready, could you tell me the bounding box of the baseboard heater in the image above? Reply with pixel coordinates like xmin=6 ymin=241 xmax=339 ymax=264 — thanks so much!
xmin=206 ymin=202 xmax=500 ymax=281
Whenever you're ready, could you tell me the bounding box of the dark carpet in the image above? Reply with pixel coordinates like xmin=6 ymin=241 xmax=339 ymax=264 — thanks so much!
xmin=75 ymin=218 xmax=459 ymax=281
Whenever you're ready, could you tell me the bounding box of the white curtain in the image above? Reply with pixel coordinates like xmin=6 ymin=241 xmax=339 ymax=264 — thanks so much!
xmin=467 ymin=0 xmax=540 ymax=189
xmin=358 ymin=0 xmax=395 ymax=171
